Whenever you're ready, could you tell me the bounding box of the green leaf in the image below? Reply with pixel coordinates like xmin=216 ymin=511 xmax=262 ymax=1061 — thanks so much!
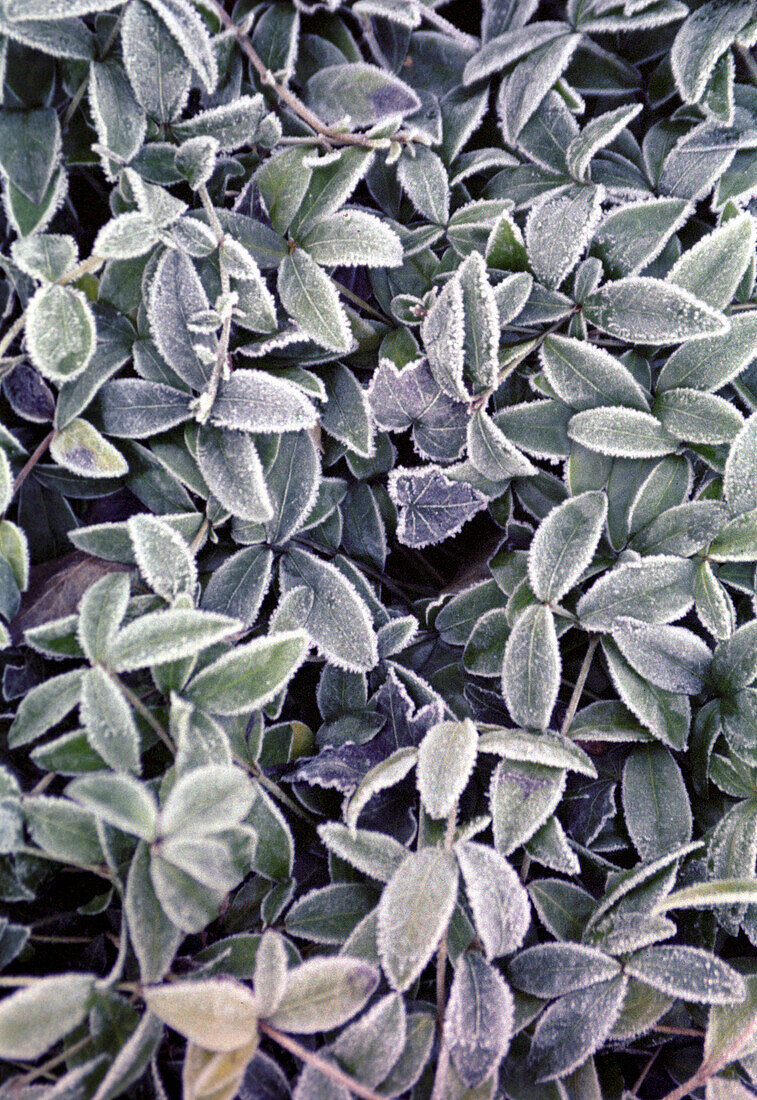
xmin=280 ymin=546 xmax=378 ymax=672
xmin=320 ymin=363 xmax=374 ymax=458
xmin=305 ymin=62 xmax=420 ymax=128
xmin=490 ymin=759 xmax=566 ymax=855
xmin=266 ymin=957 xmax=379 ymax=1033
xmin=656 ymin=879 xmax=757 ymax=912
xmin=7 ymin=667 xmax=83 ymax=748
xmin=622 ymin=744 xmax=693 ymax=861
xmin=210 ymin=370 xmax=317 ymax=435
xmin=93 ymin=212 xmax=160 ymax=260
xmin=709 ymin=508 xmax=757 ymax=562
xmin=0 ymin=107 xmax=59 ymax=204
xmin=200 ymin=545 xmax=274 ymax=627
xmin=141 ymin=0 xmax=217 ymax=93
xmin=456 ymin=840 xmax=530 ymax=960
xmin=285 ymin=883 xmax=377 ymax=945
xmin=704 ymin=974 xmax=757 ymax=1070
xmin=80 ymin=666 xmax=141 ymax=774
xmin=277 ymin=249 xmax=352 ymax=353
xmin=301 ymin=210 xmax=402 ymax=268
xmin=582 ymin=277 xmax=729 ymax=344
xmin=509 ymin=943 xmax=621 ymax=999
xmin=196 ymin=424 xmax=273 ymax=523
xmin=148 ymin=248 xmax=213 ymax=391
xmin=657 ymin=312 xmax=757 ymax=393
xmin=24 ymin=795 xmax=103 ymax=865
xmin=529 ymin=977 xmax=628 ymax=1082
xmin=67 ymin=773 xmax=158 ymax=839
xmin=478 ymin=728 xmax=596 ymax=777
xmin=145 ymin=978 xmax=258 ymax=1052
xmin=107 ymin=608 xmax=240 ymax=672
xmin=159 ymin=764 xmax=254 ymax=836
xmin=0 ymin=448 xmax=11 ymax=515
xmin=525 ymin=185 xmax=603 ymax=291
xmin=12 ymin=232 xmax=77 ymax=282
xmin=670 ymin=0 xmax=753 ymax=103
xmin=568 ymin=407 xmax=678 ymax=458
xmin=612 ymin=618 xmax=711 ymax=694
xmin=256 ymin=147 xmax=313 ymax=236
xmin=626 ymin=945 xmax=745 ymax=1004
xmin=417 ymin=719 xmax=478 ymax=819
xmin=127 ymin=513 xmax=196 ymax=603
xmin=125 ymin=842 xmax=182 ymax=983
xmin=318 ymin=822 xmax=406 ymax=884
xmin=397 ymin=147 xmax=450 ymax=225
xmin=89 ymin=58 xmax=146 ymax=179
xmin=0 ymin=974 xmax=94 ymax=1060
xmin=184 ymin=630 xmax=308 ymax=716
xmin=567 ymin=104 xmax=643 ymax=182
xmin=528 ymin=491 xmax=607 ymax=603
xmin=51 ymin=418 xmax=128 ymax=478
xmin=502 ymin=604 xmax=560 ymax=731
xmin=377 ymin=847 xmax=459 ymax=992
xmin=540 ymin=334 xmax=650 ymax=412
xmin=590 ymin=198 xmax=689 ymax=279
xmin=654 ymin=388 xmax=743 ymax=445
xmin=602 ymin=637 xmax=691 ymax=750
xmin=26 ymin=284 xmax=96 ymax=383
xmin=345 ymin=748 xmax=419 ymax=831
xmin=121 ymin=0 xmax=191 ymax=123
xmin=444 ymin=952 xmax=514 ymax=1089
xmin=667 ymin=211 xmax=756 ymax=309
xmin=578 ymin=555 xmax=695 ymax=631
xmin=331 ymin=992 xmax=406 ymax=1089
xmin=724 ymin=411 xmax=757 ymax=515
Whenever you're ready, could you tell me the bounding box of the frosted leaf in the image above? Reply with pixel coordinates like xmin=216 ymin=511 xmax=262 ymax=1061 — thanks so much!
xmin=93 ymin=212 xmax=159 ymax=260
xmin=467 ymin=410 xmax=536 ymax=480
xmin=509 ymin=943 xmax=621 ymax=999
xmin=141 ymin=0 xmax=218 ymax=93
xmin=127 ymin=513 xmax=197 ymax=603
xmin=397 ymin=146 xmax=450 ymax=224
xmin=277 ymin=250 xmax=352 ymax=354
xmin=602 ymin=638 xmax=691 ymax=749
xmin=80 ymin=665 xmax=141 ymax=775
xmin=368 ymin=357 xmax=468 ymax=463
xmin=529 ymin=977 xmax=628 ymax=1082
xmin=578 ymin=555 xmax=695 ymax=631
xmin=622 ymin=743 xmax=693 ymax=861
xmin=300 ymin=210 xmax=402 ymax=268
xmin=209 ymin=370 xmax=317 ymax=434
xmin=458 ymin=250 xmax=500 ymax=392
xmin=96 ymin=379 xmax=193 ymax=438
xmin=183 ymin=631 xmax=308 ymax=717
xmin=456 ymin=840 xmax=530 ymax=959
xmin=420 ymin=277 xmax=467 ymax=401
xmin=417 ymin=719 xmax=478 ymax=819
xmin=666 ymin=212 xmax=756 ymax=309
xmin=655 ymin=388 xmax=743 ymax=445
xmin=0 ymin=107 xmax=60 ymax=205
xmin=528 ymin=490 xmax=607 ymax=603
xmin=670 ymin=0 xmax=753 ymax=104
xmin=173 ymin=95 xmax=266 ymax=153
xmin=121 ymin=0 xmax=191 ymax=123
xmin=567 ymin=103 xmax=643 ymax=182
xmin=196 ymin=424 xmax=272 ymax=523
xmin=317 ymin=822 xmax=406 ymax=883
xmin=11 ymin=232 xmax=76 ymax=282
xmin=148 ymin=249 xmax=214 ymax=391
xmin=626 ymin=945 xmax=746 ymax=1004
xmin=657 ymin=312 xmax=757 ymax=393
xmin=525 ymin=184 xmax=604 ymax=290
xmin=589 ymin=197 xmax=690 ymax=279
xmin=541 ymin=334 xmax=650 ymax=412
xmin=567 ymin=407 xmax=678 ymax=458
xmin=388 ymin=465 xmax=487 ymax=548
xmin=502 ymin=604 xmax=560 ymax=731
xmin=50 ymin=418 xmax=127 ymax=479
xmin=444 ymin=953 xmax=514 ymax=1089
xmin=582 ymin=276 xmax=729 ymax=345
xmin=89 ymin=59 xmax=146 ymax=180
xmin=106 ymin=608 xmax=240 ymax=673
xmin=498 ymin=33 xmax=582 ymax=143
xmin=490 ymin=758 xmax=566 ymax=855
xmin=26 ymin=284 xmax=96 ymax=384
xmin=304 ymin=63 xmax=420 ymax=128
xmin=724 ymin=411 xmax=757 ymax=514
xmin=631 ymin=501 xmax=728 ymax=558
xmin=464 ymin=21 xmax=569 ymax=85
xmin=330 ymin=993 xmax=406 ymax=1088
xmin=377 ymin=847 xmax=458 ymax=992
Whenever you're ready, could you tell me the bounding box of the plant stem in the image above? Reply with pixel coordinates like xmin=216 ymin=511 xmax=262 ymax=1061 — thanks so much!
xmin=336 ymin=282 xmax=390 ymax=323
xmin=11 ymin=430 xmax=54 ymax=500
xmin=560 ymin=635 xmax=599 ymax=738
xmin=17 ymin=1034 xmax=93 ymax=1084
xmin=259 ymin=1021 xmax=385 ymax=1100
xmin=658 ymin=1008 xmax=757 ymax=1100
xmin=111 ymin=675 xmax=175 ymax=753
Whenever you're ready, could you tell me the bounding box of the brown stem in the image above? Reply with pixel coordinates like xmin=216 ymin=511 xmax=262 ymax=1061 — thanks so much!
xmin=11 ymin=430 xmax=54 ymax=500
xmin=658 ymin=1008 xmax=757 ymax=1100
xmin=111 ymin=675 xmax=175 ymax=753
xmin=560 ymin=635 xmax=599 ymax=738
xmin=203 ymin=0 xmax=410 ymax=149
xmin=259 ymin=1022 xmax=385 ymax=1100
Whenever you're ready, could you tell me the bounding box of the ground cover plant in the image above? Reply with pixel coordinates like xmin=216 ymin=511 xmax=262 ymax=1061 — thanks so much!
xmin=7 ymin=0 xmax=757 ymax=1097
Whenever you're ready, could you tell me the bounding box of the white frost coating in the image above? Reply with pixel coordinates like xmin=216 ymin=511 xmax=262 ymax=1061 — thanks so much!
xmin=590 ymin=197 xmax=691 ymax=278
xmin=578 ymin=554 xmax=696 ymax=631
xmin=502 ymin=604 xmax=561 ymax=731
xmin=670 ymin=0 xmax=752 ymax=104
xmin=397 ymin=146 xmax=450 ymax=225
xmin=666 ymin=211 xmax=756 ymax=309
xmin=525 ymin=184 xmax=605 ymax=291
xmin=567 ymin=103 xmax=643 ymax=181
xmin=3 ymin=167 xmax=68 ymax=239
xmin=301 ymin=209 xmax=403 ymax=268
xmin=388 ymin=465 xmax=487 ymax=548
xmin=724 ymin=411 xmax=757 ymax=514
xmin=567 ymin=406 xmax=678 ymax=458
xmin=540 ymin=333 xmax=650 ymax=412
xmin=345 ymin=749 xmax=418 ymax=832
xmin=458 ymin=250 xmax=500 ymax=391
xmin=456 ymin=840 xmax=530 ymax=959
xmin=612 ymin=617 xmax=712 ymax=694
xmin=127 ymin=513 xmax=197 ymax=603
xmin=528 ymin=490 xmax=607 ymax=604
xmin=140 ymin=0 xmax=218 ymax=94
xmin=416 ymin=718 xmax=478 ymax=819
xmin=583 ymin=276 xmax=730 ymax=345
xmin=421 ymin=277 xmax=467 ymax=400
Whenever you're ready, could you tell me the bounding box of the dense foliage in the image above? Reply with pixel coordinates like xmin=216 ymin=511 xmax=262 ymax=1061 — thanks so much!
xmin=5 ymin=0 xmax=757 ymax=1096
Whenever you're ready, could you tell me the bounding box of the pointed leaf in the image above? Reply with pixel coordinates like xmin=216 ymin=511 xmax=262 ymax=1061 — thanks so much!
xmin=502 ymin=604 xmax=560 ymax=731
xmin=528 ymin=491 xmax=607 ymax=603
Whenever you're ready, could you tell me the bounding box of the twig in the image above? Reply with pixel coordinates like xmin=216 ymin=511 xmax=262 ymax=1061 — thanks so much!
xmin=658 ymin=1008 xmax=757 ymax=1100
xmin=203 ymin=0 xmax=413 ymax=150
xmin=16 ymin=1034 xmax=93 ymax=1085
xmin=11 ymin=430 xmax=53 ymax=500
xmin=259 ymin=1021 xmax=385 ymax=1100
xmin=631 ymin=1046 xmax=661 ymax=1096
xmin=560 ymin=635 xmax=599 ymax=738
xmin=336 ymin=282 xmax=390 ymax=323
xmin=112 ymin=675 xmax=175 ymax=753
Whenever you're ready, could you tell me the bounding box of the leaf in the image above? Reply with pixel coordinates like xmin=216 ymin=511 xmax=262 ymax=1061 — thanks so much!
xmin=567 ymin=407 xmax=678 ymax=458
xmin=525 ymin=185 xmax=603 ymax=290
xmin=145 ymin=978 xmax=258 ymax=1052
xmin=80 ymin=666 xmax=141 ymax=774
xmin=567 ymin=104 xmax=643 ymax=182
xmin=301 ymin=210 xmax=402 ymax=268
xmin=458 ymin=250 xmax=501 ymax=393
xmin=654 ymin=388 xmax=743 ymax=445
xmin=184 ymin=631 xmax=308 ymax=716
xmin=389 ymin=466 xmax=487 ymax=549
xmin=50 ymin=418 xmax=127 ymax=479
xmin=127 ymin=513 xmax=196 ymax=603
xmin=622 ymin=743 xmax=693 ymax=860
xmin=344 ymin=748 xmax=419 ymax=831
xmin=305 ymin=62 xmax=420 ymax=127
xmin=590 ymin=197 xmax=690 ymax=279
xmin=5 ymin=0 xmax=122 ymax=15
xmin=7 ymin=667 xmax=83 ymax=748
xmin=12 ymin=232 xmax=77 ymax=282
xmin=24 ymin=795 xmax=103 ymax=865
xmin=200 ymin=546 xmax=274 ymax=628
xmin=93 ymin=212 xmax=160 ymax=260
xmin=107 ymin=608 xmax=239 ymax=672
xmin=158 ymin=765 xmax=253 ymax=837
xmin=0 ymin=107 xmax=59 ymax=204
xmin=330 ymin=992 xmax=406 ymax=1089
xmin=577 ymin=555 xmax=695 ymax=631
xmin=529 ymin=977 xmax=628 ymax=1082
xmin=528 ymin=491 xmax=607 ymax=603
xmin=266 ymin=957 xmax=379 ymax=1034
xmin=280 ymin=547 xmax=377 ymax=672
xmin=141 ymin=0 xmax=217 ymax=93
xmin=478 ymin=728 xmax=596 ymax=777
xmin=320 ymin=363 xmax=374 ymax=458
xmin=490 ymin=759 xmax=566 ymax=855
xmin=670 ymin=0 xmax=753 ymax=103
xmin=377 ymin=847 xmax=459 ymax=992
xmin=724 ymin=411 xmax=757 ymax=515
xmin=318 ymin=822 xmax=406 ymax=884
xmin=486 ymin=212 xmax=529 ymax=273
xmin=285 ymin=883 xmax=377 ymax=946
xmin=509 ymin=943 xmax=621 ymax=999
xmin=89 ymin=58 xmax=146 ymax=179
xmin=444 ymin=953 xmax=514 ymax=1088
xmin=121 ymin=0 xmax=191 ymax=123
xmin=464 ymin=21 xmax=571 ymax=85
xmin=612 ymin=618 xmax=711 ymax=695
xmin=125 ymin=842 xmax=183 ymax=983
xmin=540 ymin=334 xmax=649 ymax=412
xmin=582 ymin=277 xmax=729 ymax=344
xmin=602 ymin=638 xmax=691 ymax=750
xmin=499 ymin=33 xmax=582 ymax=142
xmin=456 ymin=840 xmax=530 ymax=959
xmin=397 ymin=147 xmax=450 ymax=225
xmin=196 ymin=424 xmax=273 ymax=523
xmin=626 ymin=945 xmax=745 ymax=1004
xmin=502 ymin=604 xmax=560 ymax=732
xmin=704 ymin=974 xmax=757 ymax=1071
xmin=148 ymin=248 xmax=214 ymax=391
xmin=657 ymin=312 xmax=757 ymax=393
xmin=0 ymin=974 xmax=94 ymax=1059
xmin=417 ymin=719 xmax=478 ymax=819
xmin=26 ymin=284 xmax=96 ymax=383
xmin=68 ymin=773 xmax=158 ymax=839
xmin=277 ymin=250 xmax=352 ymax=354
xmin=667 ymin=212 xmax=756 ymax=309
